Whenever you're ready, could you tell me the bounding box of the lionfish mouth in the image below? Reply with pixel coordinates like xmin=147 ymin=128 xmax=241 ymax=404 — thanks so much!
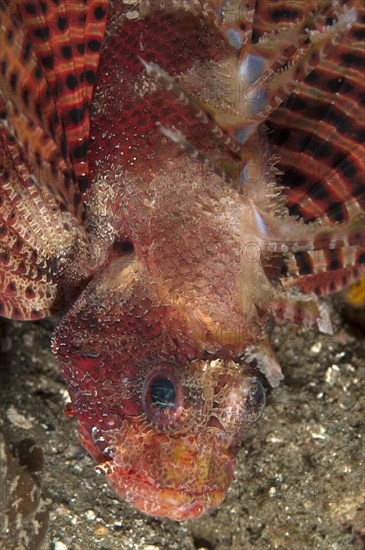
xmin=100 ymin=459 xmax=235 ymax=520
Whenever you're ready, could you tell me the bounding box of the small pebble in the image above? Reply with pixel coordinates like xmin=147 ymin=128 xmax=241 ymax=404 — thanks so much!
xmin=6 ymin=406 xmax=34 ymax=429
xmin=310 ymin=342 xmax=322 ymax=354
xmin=85 ymin=509 xmax=96 ymax=521
xmin=67 ymin=444 xmax=85 ymax=460
xmin=94 ymin=524 xmax=109 ymax=535
xmin=325 ymin=364 xmax=340 ymax=385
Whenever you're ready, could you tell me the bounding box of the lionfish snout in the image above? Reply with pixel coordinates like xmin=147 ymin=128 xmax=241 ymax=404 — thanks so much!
xmin=74 ymin=356 xmax=265 ymax=520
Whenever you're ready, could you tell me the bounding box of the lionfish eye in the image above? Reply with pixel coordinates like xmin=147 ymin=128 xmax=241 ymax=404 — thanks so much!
xmin=150 ymin=378 xmax=176 ymax=410
xmin=142 ymin=367 xmax=183 ymax=429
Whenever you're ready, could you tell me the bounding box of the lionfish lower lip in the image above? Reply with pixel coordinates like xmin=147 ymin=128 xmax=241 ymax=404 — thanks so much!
xmin=109 ymin=465 xmax=231 ymax=497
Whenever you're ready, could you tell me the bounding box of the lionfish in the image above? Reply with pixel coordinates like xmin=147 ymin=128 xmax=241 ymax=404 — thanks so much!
xmin=0 ymin=0 xmax=364 ymax=520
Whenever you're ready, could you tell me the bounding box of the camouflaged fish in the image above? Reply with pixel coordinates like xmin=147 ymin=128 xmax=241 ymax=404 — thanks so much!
xmin=0 ymin=0 xmax=364 ymax=520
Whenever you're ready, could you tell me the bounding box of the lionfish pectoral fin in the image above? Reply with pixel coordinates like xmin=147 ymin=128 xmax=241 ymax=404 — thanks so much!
xmin=279 ymin=220 xmax=364 ymax=288
xmin=272 ymin=290 xmax=333 ymax=335
xmin=206 ymin=3 xmax=358 ymax=146
xmin=16 ymin=0 xmax=109 ymax=191
xmin=240 ymin=4 xmax=358 ymax=124
xmin=168 ymin=2 xmax=358 ymax=149
xmin=282 ymin=265 xmax=365 ymax=297
xmin=245 ymin=338 xmax=284 ymax=388
xmin=0 ymin=123 xmax=91 ymax=320
xmin=259 ymin=207 xmax=364 ymax=271
xmin=0 ymin=1 xmax=64 ymax=149
xmin=203 ymin=0 xmax=256 ymax=50
xmin=0 ymin=4 xmax=86 ymax=220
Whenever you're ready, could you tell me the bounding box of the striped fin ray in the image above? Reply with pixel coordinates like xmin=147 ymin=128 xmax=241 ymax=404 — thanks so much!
xmin=282 ymin=265 xmax=365 ymax=296
xmin=0 ymin=1 xmax=85 ymax=221
xmin=174 ymin=1 xmax=359 ymax=153
xmin=1 ymin=95 xmax=83 ymax=221
xmin=36 ymin=0 xmax=88 ymax=175
xmin=258 ymin=0 xmax=365 ymax=297
xmin=271 ymin=291 xmax=333 ymax=334
xmin=269 ymin=78 xmax=364 ymax=223
xmin=0 ymin=121 xmax=85 ymax=253
xmin=201 ymin=0 xmax=256 ymax=50
xmin=283 ymin=243 xmax=365 ymax=277
xmin=266 ymin=0 xmax=364 ymax=224
xmin=239 ymin=3 xmax=358 ymax=125
xmin=261 ymin=204 xmax=364 ymax=294
xmin=0 ymin=0 xmax=65 ymax=153
xmin=277 ymin=223 xmax=365 ymax=295
xmin=251 ymin=0 xmax=319 ymax=43
xmin=3 ymin=99 xmax=67 ymax=174
xmin=16 ymin=0 xmax=109 ymax=189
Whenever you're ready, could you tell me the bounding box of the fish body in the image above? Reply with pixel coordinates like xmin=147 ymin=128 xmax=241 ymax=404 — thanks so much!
xmin=0 ymin=0 xmax=364 ymax=520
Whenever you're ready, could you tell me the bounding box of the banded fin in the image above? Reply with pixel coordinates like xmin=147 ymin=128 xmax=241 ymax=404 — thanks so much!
xmin=16 ymin=0 xmax=109 ymax=190
xmin=283 ymin=244 xmax=365 ymax=278
xmin=261 ymin=210 xmax=365 ymax=291
xmin=242 ymin=5 xmax=358 ymax=124
xmin=251 ymin=0 xmax=319 ymax=43
xmin=267 ymin=0 xmax=365 ymax=224
xmin=0 ymin=2 xmax=84 ymax=220
xmin=282 ymin=265 xmax=365 ymax=296
xmin=272 ymin=290 xmax=333 ymax=334
xmin=0 ymin=0 xmax=65 ymax=155
xmin=0 ymin=95 xmax=83 ymax=221
xmin=260 ymin=207 xmax=364 ymax=252
xmin=261 ymin=205 xmax=364 ymax=293
xmin=0 ymin=119 xmax=91 ymax=320
xmin=179 ymin=2 xmax=358 ymax=148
